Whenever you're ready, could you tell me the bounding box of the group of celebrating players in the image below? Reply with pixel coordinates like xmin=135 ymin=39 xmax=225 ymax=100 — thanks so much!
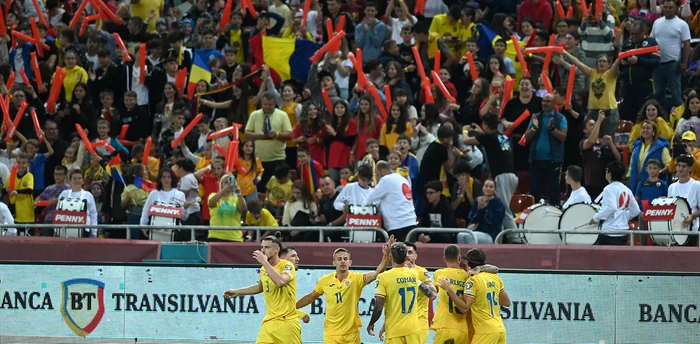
xmin=224 ymin=235 xmax=509 ymax=344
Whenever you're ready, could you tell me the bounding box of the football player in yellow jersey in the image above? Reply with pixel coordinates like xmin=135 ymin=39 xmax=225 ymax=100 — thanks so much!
xmin=295 ymin=235 xmax=395 ymax=344
xmin=405 ymin=241 xmax=437 ymax=343
xmin=438 ymin=248 xmax=511 ymax=344
xmin=223 ymin=236 xmax=301 ymax=344
xmin=368 ymin=242 xmax=435 ymax=344
xmin=279 ymin=245 xmax=310 ymax=324
xmin=431 ymin=244 xmax=469 ymax=344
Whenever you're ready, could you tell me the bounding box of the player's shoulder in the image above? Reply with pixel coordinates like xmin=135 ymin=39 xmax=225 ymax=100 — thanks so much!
xmin=277 ymin=259 xmax=296 ymax=273
xmin=318 ymin=272 xmax=335 ymax=283
xmin=415 ymin=265 xmax=431 ymax=281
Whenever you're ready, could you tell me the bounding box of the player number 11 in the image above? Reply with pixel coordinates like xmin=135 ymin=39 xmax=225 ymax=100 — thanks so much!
xmin=486 ymin=291 xmax=498 ymax=317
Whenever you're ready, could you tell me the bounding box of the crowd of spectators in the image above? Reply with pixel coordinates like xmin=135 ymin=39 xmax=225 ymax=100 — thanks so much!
xmin=0 ymin=0 xmax=698 ymax=245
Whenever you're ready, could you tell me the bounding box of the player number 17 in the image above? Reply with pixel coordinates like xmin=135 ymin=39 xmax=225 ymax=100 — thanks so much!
xmin=398 ymin=287 xmax=416 ymax=314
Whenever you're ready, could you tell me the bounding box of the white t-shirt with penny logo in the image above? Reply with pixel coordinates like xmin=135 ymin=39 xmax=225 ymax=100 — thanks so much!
xmin=364 ymin=172 xmax=417 ymax=231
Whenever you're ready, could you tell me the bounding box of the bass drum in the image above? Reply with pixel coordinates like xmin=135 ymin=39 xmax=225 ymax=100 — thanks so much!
xmin=520 ymin=204 xmax=563 ymax=245
xmin=559 ymin=203 xmax=601 ymax=245
xmin=648 ymin=197 xmax=691 ymax=246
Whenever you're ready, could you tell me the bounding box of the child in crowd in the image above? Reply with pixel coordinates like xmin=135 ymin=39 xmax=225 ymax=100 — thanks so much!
xmin=120 ymin=91 xmax=151 ymax=141
xmin=297 ymin=146 xmax=324 ymax=196
xmin=635 ymin=159 xmax=668 ymax=210
xmin=93 ymin=119 xmax=129 ymax=157
xmin=130 ymin=143 xmax=159 ymax=181
xmin=245 ymin=199 xmax=279 ymax=240
xmin=22 ymin=137 xmax=54 ymax=195
xmin=35 ymin=165 xmax=70 ymax=233
xmin=264 ymin=164 xmax=292 ymax=216
xmin=237 ymin=140 xmax=264 ymax=204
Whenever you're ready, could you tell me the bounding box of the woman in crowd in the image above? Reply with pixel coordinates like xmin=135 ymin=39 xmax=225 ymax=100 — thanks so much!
xmin=282 ymin=180 xmax=318 ymax=241
xmin=381 ymin=103 xmax=412 ymax=150
xmin=385 ymin=61 xmax=413 ymax=104
xmin=457 ymin=179 xmax=505 ymax=244
xmin=326 ymin=100 xmax=357 ymax=183
xmin=236 ymin=140 xmax=264 ymax=204
xmin=293 ymin=102 xmax=327 ymax=167
xmin=140 ymin=168 xmax=186 ymax=228
xmin=675 ymin=95 xmax=700 ymax=147
xmin=351 ymin=95 xmax=384 ymax=165
xmin=412 ymin=102 xmax=441 ymax=162
xmin=628 ymin=120 xmax=671 ymax=193
xmin=562 ymin=49 xmax=621 ymax=138
xmin=207 ymin=174 xmax=247 ymax=242
xmin=628 ymin=99 xmax=673 ymax=150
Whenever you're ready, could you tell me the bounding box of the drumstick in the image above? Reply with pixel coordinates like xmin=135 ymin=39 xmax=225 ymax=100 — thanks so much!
xmin=573 ymin=223 xmax=592 ymax=230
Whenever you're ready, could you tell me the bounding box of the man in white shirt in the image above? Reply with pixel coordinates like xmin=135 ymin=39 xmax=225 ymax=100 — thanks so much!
xmin=668 ymin=155 xmax=700 ymax=246
xmin=651 ymin=0 xmax=691 ymax=108
xmin=364 ymin=161 xmax=417 ymax=241
xmin=589 ymin=161 xmax=640 ymax=245
xmin=563 ymin=165 xmax=591 ymax=209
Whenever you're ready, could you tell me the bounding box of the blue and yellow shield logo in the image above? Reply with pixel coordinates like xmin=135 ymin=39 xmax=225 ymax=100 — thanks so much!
xmin=60 ymin=278 xmax=106 ymax=337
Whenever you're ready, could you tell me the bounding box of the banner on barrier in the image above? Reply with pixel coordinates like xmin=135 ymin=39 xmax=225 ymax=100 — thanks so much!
xmin=1 ymin=265 xmax=700 ymax=343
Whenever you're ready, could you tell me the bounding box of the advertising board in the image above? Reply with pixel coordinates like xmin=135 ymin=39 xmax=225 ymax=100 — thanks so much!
xmin=1 ymin=264 xmax=699 ymax=343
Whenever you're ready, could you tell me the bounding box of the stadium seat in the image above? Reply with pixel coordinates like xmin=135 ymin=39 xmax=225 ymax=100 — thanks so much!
xmin=617 ymin=120 xmax=633 ymax=133
xmin=510 ymin=194 xmax=535 ymax=214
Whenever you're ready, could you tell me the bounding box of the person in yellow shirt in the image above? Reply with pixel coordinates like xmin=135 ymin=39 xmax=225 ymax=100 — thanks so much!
xmin=207 ymin=174 xmax=247 ymax=242
xmin=10 ymin=153 xmax=35 ymax=231
xmin=280 ymin=246 xmax=311 ymax=325
xmin=224 ymin=236 xmax=301 ymax=344
xmin=380 ymin=104 xmax=414 ymax=150
xmin=562 ymin=49 xmax=622 ymax=138
xmin=627 ymin=100 xmax=674 ymax=150
xmin=296 ymin=237 xmax=395 ymax=344
xmin=438 ymin=248 xmax=511 ymax=344
xmin=245 ymin=199 xmax=279 ymax=240
xmin=58 ymin=50 xmax=89 ymax=103
xmin=264 ymin=164 xmax=293 ymax=216
xmin=667 ymin=131 xmax=700 ymax=180
xmin=368 ymin=242 xmax=425 ymax=344
xmin=130 ymin=0 xmax=164 ymax=34
xmin=404 ymin=241 xmax=437 ymax=343
xmin=429 ymin=6 xmax=468 ymax=58
xmin=432 ymin=244 xmax=469 ymax=344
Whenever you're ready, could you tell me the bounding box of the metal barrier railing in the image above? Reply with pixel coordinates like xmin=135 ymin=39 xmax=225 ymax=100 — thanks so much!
xmin=406 ymin=228 xmax=478 ymax=243
xmin=494 ymin=228 xmax=700 ymax=246
xmin=0 ymin=224 xmax=389 ymax=243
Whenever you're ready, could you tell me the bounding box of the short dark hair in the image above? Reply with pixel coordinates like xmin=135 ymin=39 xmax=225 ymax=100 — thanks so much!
xmin=176 ymin=159 xmax=196 ymax=173
xmin=263 ymin=235 xmax=283 ymax=250
xmin=482 ymin=114 xmax=500 ymax=131
xmin=97 ymin=48 xmax=111 ymax=58
xmin=297 ymin=146 xmax=311 ymax=156
xmin=410 ymin=21 xmax=429 ymax=35
xmin=453 ymin=162 xmax=471 ymax=176
xmin=68 ymin=168 xmax=82 ymax=179
xmin=248 ymin=199 xmax=263 ymax=213
xmin=677 ymin=154 xmax=694 ymax=167
xmin=357 ymin=164 xmax=373 ymax=180
xmin=390 ymin=242 xmax=408 ymax=264
xmin=444 ymin=244 xmax=461 ymax=262
xmin=397 ymin=134 xmax=411 ymax=144
xmin=425 ymin=180 xmax=443 ymax=193
xmin=279 ymin=245 xmax=296 ymax=258
xmin=404 ymin=241 xmax=417 ymax=252
xmin=54 ymin=165 xmax=68 ymax=174
xmin=437 ymin=125 xmax=455 ymax=140
xmin=273 ymin=164 xmax=290 ymax=179
xmin=646 ymin=158 xmax=661 ymax=168
xmin=566 ymin=165 xmax=583 ymax=183
xmin=606 ymin=161 xmax=626 ymax=182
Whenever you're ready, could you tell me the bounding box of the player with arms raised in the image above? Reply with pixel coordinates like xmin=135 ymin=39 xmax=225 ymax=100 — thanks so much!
xmin=295 ymin=236 xmax=395 ymax=343
xmin=438 ymin=248 xmax=510 ymax=344
xmin=431 ymin=244 xmax=469 ymax=343
xmin=223 ymin=236 xmax=301 ymax=344
xmin=368 ymin=242 xmax=434 ymax=344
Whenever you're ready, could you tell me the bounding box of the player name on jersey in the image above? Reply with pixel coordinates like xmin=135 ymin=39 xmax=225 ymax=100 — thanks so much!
xmin=147 ymin=205 xmax=184 ymax=218
xmin=53 ymin=210 xmax=87 ymax=224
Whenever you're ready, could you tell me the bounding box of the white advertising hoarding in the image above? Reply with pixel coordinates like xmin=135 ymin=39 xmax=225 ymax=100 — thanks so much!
xmin=1 ymin=264 xmax=699 ymax=343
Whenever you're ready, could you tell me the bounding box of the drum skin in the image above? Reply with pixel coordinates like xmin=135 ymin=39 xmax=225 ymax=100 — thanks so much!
xmin=559 ymin=203 xmax=601 ymax=245
xmin=648 ymin=197 xmax=691 ymax=245
xmin=522 ymin=204 xmax=563 ymax=245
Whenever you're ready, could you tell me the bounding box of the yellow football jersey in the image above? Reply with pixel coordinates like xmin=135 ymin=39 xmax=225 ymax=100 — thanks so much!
xmin=464 ymin=272 xmax=506 ymax=334
xmin=313 ymin=271 xmax=367 ymax=335
xmin=413 ymin=265 xmax=432 ymax=330
xmin=375 ymin=267 xmax=420 ymax=340
xmin=432 ymin=267 xmax=468 ymax=331
xmin=260 ymin=259 xmax=298 ymax=323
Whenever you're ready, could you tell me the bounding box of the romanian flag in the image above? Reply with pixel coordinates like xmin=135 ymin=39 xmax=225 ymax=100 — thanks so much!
xmin=134 ymin=176 xmax=156 ymax=192
xmin=188 ymin=52 xmax=212 ymax=99
xmin=298 ymin=159 xmax=324 ymax=195
xmin=106 ymin=155 xmax=125 ymax=185
xmin=249 ymin=34 xmax=323 ymax=83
